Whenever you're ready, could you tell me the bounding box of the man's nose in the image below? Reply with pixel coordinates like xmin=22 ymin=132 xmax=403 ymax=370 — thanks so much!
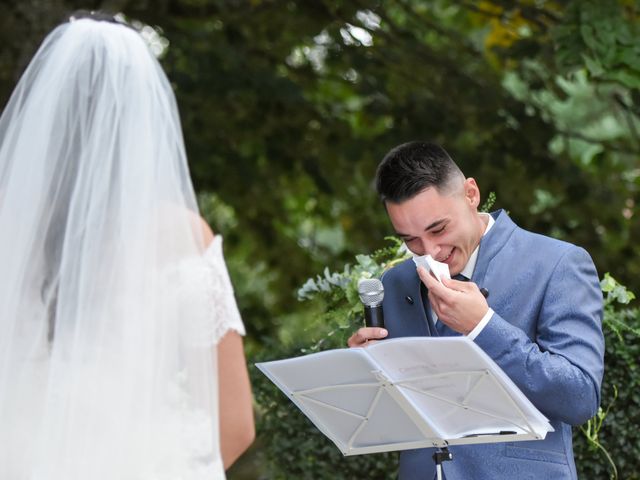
xmin=420 ymin=239 xmax=440 ymax=258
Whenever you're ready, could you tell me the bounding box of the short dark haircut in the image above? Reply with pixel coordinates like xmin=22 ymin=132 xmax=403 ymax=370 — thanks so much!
xmin=375 ymin=141 xmax=464 ymax=203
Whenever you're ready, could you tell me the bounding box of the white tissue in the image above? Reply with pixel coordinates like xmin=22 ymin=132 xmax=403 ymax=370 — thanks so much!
xmin=413 ymin=254 xmax=451 ymax=284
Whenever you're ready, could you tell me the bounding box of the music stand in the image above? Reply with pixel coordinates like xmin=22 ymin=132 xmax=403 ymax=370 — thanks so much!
xmin=257 ymin=337 xmax=553 ymax=472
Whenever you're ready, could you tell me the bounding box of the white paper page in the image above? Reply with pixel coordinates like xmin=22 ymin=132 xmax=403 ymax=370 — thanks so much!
xmin=256 ymin=348 xmax=443 ymax=454
xmin=413 ymin=254 xmax=450 ymax=284
xmin=365 ymin=337 xmax=552 ymax=439
xmin=257 ymin=338 xmax=553 ymax=455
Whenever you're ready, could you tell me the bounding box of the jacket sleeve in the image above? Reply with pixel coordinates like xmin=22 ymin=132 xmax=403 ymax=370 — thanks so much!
xmin=473 ymin=246 xmax=605 ymax=425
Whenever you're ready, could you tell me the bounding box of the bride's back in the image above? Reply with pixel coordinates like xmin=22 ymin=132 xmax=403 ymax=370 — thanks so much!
xmin=0 ymin=15 xmax=230 ymax=480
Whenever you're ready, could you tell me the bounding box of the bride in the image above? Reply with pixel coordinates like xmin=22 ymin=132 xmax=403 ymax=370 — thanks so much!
xmin=0 ymin=12 xmax=254 ymax=479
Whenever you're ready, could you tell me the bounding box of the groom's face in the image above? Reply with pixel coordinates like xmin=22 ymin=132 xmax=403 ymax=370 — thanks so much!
xmin=385 ymin=178 xmax=483 ymax=276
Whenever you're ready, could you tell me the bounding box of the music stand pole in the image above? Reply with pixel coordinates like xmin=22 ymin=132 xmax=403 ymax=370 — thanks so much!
xmin=433 ymin=447 xmax=453 ymax=480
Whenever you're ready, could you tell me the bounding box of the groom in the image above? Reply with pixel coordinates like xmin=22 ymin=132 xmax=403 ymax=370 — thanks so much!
xmin=348 ymin=141 xmax=605 ymax=479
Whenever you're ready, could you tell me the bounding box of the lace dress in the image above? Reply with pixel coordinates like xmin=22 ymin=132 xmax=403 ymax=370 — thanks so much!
xmin=171 ymin=235 xmax=246 ymax=347
xmin=144 ymin=235 xmax=246 ymax=479
xmin=0 ymin=236 xmax=245 ymax=480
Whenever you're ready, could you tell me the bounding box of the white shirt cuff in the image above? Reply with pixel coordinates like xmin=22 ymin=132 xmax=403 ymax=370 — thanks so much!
xmin=467 ymin=308 xmax=494 ymax=340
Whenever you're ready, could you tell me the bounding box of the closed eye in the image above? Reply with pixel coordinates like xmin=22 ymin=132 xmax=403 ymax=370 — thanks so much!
xmin=425 ymin=218 xmax=448 ymax=235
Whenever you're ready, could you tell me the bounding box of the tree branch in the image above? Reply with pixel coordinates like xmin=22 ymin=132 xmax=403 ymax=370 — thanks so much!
xmin=556 ymin=128 xmax=640 ymax=156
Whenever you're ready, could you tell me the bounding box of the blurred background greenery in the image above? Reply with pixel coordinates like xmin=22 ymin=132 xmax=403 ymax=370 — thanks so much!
xmin=2 ymin=0 xmax=638 ymax=478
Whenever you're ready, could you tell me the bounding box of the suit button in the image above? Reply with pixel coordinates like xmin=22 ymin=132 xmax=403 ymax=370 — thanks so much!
xmin=405 ymin=296 xmax=414 ymax=305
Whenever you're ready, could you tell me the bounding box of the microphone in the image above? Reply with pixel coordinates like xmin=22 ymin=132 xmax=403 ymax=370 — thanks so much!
xmin=357 ymin=278 xmax=385 ymax=328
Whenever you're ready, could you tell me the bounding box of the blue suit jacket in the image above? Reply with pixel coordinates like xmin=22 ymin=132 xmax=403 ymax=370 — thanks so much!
xmin=381 ymin=210 xmax=604 ymax=480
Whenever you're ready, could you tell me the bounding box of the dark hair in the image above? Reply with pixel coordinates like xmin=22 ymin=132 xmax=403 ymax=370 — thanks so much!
xmin=65 ymin=10 xmax=136 ymax=32
xmin=375 ymin=141 xmax=464 ymax=203
xmin=67 ymin=10 xmax=121 ymax=24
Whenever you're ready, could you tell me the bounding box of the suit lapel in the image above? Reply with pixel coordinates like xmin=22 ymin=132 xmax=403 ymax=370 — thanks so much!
xmin=389 ymin=260 xmax=430 ymax=337
xmin=471 ymin=210 xmax=517 ymax=286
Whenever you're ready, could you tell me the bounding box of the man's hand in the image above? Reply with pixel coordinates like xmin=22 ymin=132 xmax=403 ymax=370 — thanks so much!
xmin=417 ymin=266 xmax=488 ymax=335
xmin=347 ymin=327 xmax=388 ymax=348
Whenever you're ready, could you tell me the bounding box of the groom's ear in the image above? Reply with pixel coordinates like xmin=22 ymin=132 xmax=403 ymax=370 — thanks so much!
xmin=463 ymin=178 xmax=480 ymax=208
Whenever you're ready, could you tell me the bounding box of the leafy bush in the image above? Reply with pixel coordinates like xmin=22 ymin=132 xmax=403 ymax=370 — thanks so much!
xmin=573 ymin=275 xmax=640 ymax=480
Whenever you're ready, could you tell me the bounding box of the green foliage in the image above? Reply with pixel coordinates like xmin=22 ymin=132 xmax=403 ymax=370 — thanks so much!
xmin=579 ymin=386 xmax=619 ymax=480
xmin=573 ymin=275 xmax=640 ymax=479
xmin=491 ymin=0 xmax=640 ymax=289
xmin=296 ymin=237 xmax=408 ymax=351
xmin=601 ymin=273 xmax=640 ymax=339
xmin=480 ymin=191 xmax=497 ymax=214
xmin=554 ymin=0 xmax=640 ymax=90
xmin=5 ymin=0 xmax=639 ymax=344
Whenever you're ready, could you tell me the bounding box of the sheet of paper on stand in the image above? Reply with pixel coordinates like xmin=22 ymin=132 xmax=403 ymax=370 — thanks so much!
xmin=256 ymin=337 xmax=553 ymax=456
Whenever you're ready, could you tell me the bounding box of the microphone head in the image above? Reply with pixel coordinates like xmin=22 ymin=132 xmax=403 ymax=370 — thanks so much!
xmin=357 ymin=278 xmax=384 ymax=307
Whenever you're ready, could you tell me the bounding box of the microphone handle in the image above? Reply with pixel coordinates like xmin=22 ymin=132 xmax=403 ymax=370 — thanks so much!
xmin=364 ymin=305 xmax=385 ymax=328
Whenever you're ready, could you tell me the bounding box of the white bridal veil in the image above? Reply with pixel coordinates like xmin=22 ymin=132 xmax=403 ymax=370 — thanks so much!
xmin=0 ymin=17 xmax=242 ymax=479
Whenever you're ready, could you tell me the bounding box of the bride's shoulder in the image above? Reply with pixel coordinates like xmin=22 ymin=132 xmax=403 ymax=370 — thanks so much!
xmin=182 ymin=209 xmax=214 ymax=247
xmin=197 ymin=216 xmax=215 ymax=248
xmin=184 ymin=212 xmax=224 ymax=258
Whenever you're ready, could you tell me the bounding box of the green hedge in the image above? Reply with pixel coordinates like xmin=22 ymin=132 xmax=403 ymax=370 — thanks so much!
xmin=573 ymin=275 xmax=640 ymax=480
xmin=251 ymin=246 xmax=640 ymax=479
